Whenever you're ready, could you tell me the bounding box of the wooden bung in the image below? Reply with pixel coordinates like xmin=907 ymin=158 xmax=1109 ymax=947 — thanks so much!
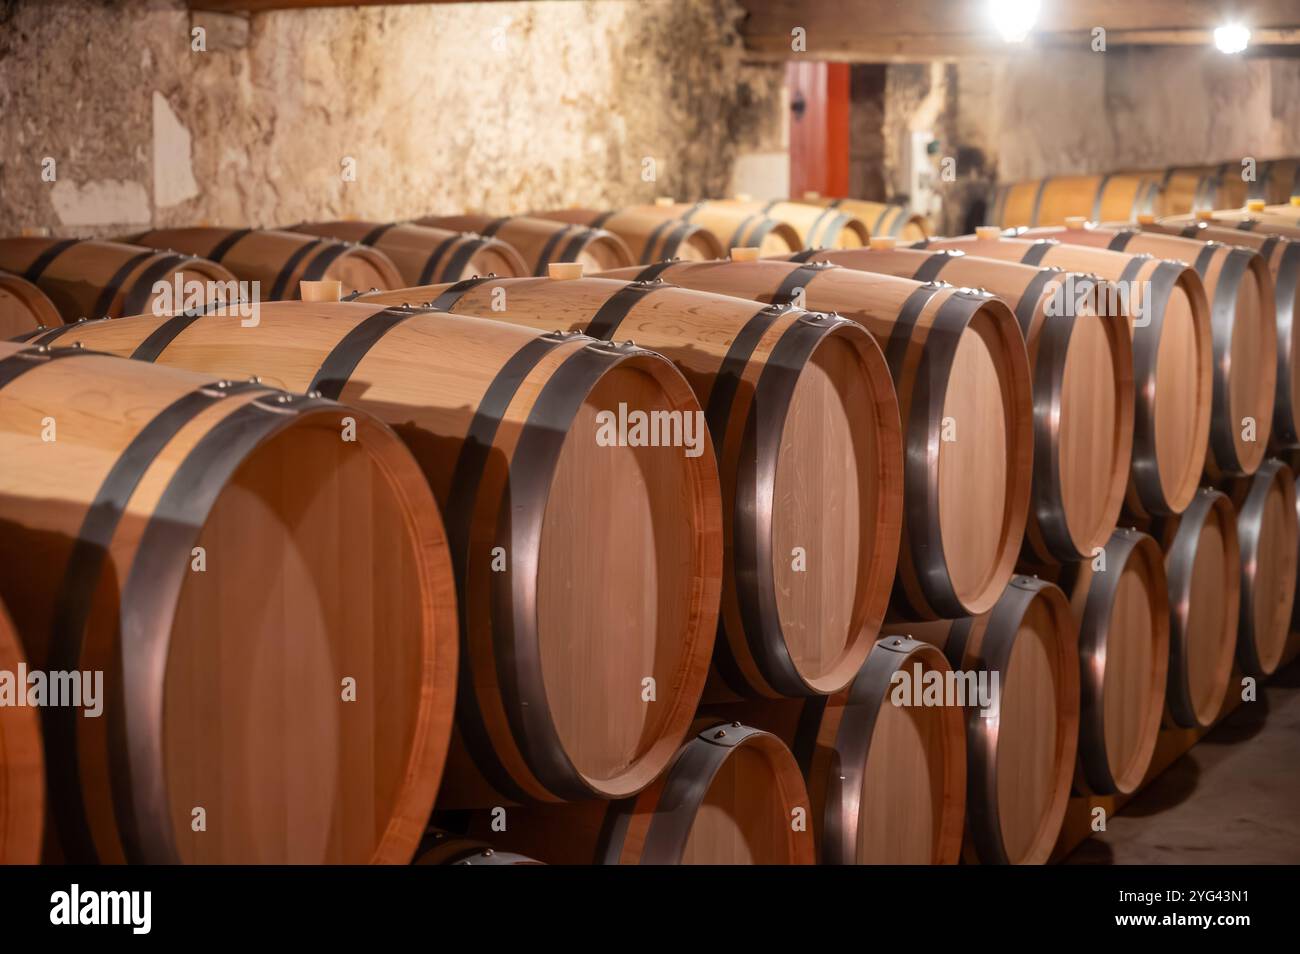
xmin=920 ymin=233 xmax=1213 ymax=517
xmin=451 ymin=721 xmax=815 ymax=865
xmin=292 ymin=220 xmax=529 ymax=284
xmin=988 ymin=173 xmax=1163 ymax=229
xmin=0 ymin=238 xmax=240 ymax=322
xmin=1058 ymin=529 xmax=1170 ymax=796
xmin=1137 ymin=217 xmax=1300 ymax=449
xmin=417 ymin=214 xmax=634 ymax=275
xmin=1020 ymin=223 xmax=1277 ymax=478
xmin=800 ymin=196 xmax=931 ymax=241
xmin=895 ymin=576 xmax=1080 ymax=865
xmin=360 ymin=275 xmax=903 ymax=697
xmin=1226 ymin=459 xmax=1299 ymax=677
xmin=122 ymin=227 xmax=403 ymax=301
xmin=776 ymin=245 xmax=1135 ymax=565
xmin=594 ymin=257 xmax=1032 ymax=620
xmin=0 ymin=269 xmax=64 ymax=341
xmin=532 ymin=208 xmax=725 ymax=264
xmin=0 ymin=339 xmax=456 ymax=863
xmin=30 ymin=303 xmax=723 ymax=808
xmin=0 ymin=597 xmax=43 ymax=864
xmin=1146 ymin=489 xmax=1240 ymax=729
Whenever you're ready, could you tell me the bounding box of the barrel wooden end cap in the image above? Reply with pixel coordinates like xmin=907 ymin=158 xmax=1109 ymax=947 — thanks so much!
xmin=547 ymin=262 xmax=585 ymax=280
xmin=1064 ymin=215 xmax=1088 ymax=230
xmin=729 ymin=246 xmax=761 ymax=262
xmin=299 ymin=279 xmax=342 ymax=302
xmin=1247 ymin=199 xmax=1267 ymax=212
xmin=868 ymin=236 xmax=897 ymax=250
xmin=974 ymin=226 xmax=1002 ymax=240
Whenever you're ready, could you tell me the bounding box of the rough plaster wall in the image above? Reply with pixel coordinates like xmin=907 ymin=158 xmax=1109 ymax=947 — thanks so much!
xmin=0 ymin=0 xmax=785 ymax=237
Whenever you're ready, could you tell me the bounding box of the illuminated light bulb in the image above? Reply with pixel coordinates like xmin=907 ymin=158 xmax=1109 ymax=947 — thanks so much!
xmin=989 ymin=0 xmax=1041 ymax=43
xmin=1214 ymin=23 xmax=1251 ymax=54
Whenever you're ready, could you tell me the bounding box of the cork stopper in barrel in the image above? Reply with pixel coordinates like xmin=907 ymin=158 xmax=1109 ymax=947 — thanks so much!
xmin=1291 ymin=196 xmax=1300 ymax=208
xmin=868 ymin=236 xmax=897 ymax=250
xmin=1137 ymin=214 xmax=1156 ymax=225
xmin=734 ymin=193 xmax=752 ymax=202
xmin=803 ymin=190 xmax=821 ymax=200
xmin=548 ymin=262 xmax=584 ymax=280
xmin=975 ymin=226 xmax=1001 ymax=241
xmin=1065 ymin=216 xmax=1088 ymax=230
xmin=654 ymin=196 xmax=675 ymax=207
xmin=730 ymin=246 xmax=761 ymax=262
xmin=1247 ymin=199 xmax=1267 ymax=212
xmin=1196 ymin=209 xmax=1216 ymax=221
xmin=300 ymin=280 xmax=342 ymax=302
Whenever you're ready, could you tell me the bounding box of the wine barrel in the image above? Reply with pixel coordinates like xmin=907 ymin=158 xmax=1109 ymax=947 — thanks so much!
xmin=0 ymin=598 xmax=43 ymax=864
xmin=1059 ymin=529 xmax=1170 ymax=796
xmin=1153 ymin=164 xmax=1249 ymax=216
xmin=1248 ymin=159 xmax=1300 ymax=205
xmin=291 ymin=221 xmax=528 ymax=283
xmin=705 ymin=198 xmax=869 ymax=249
xmin=800 ymin=194 xmax=930 ymax=241
xmin=904 ymin=577 xmax=1079 ymax=865
xmin=595 ymin=256 xmax=1032 ymax=619
xmin=1228 ymin=459 xmax=1299 ymax=677
xmin=0 ymin=339 xmax=456 ymax=864
xmin=920 ymin=231 xmax=1213 ymax=517
xmin=29 ymin=303 xmax=722 ymax=806
xmin=1 ymin=270 xmax=63 ymax=341
xmin=780 ymin=243 xmax=1134 ymax=565
xmin=416 ymin=214 xmax=634 ymax=274
xmin=1020 ymin=220 xmax=1276 ymax=477
xmin=0 ymin=237 xmax=240 ymax=323
xmin=123 ymin=227 xmax=403 ymax=299
xmin=630 ymin=199 xmax=803 ymax=256
xmin=1146 ymin=489 xmax=1240 ymax=729
xmin=1139 ymin=217 xmax=1300 ymax=449
xmin=989 ymin=174 xmax=1162 ymax=229
xmin=361 ymin=272 xmax=902 ymax=696
xmin=415 ymin=832 xmax=542 ymax=865
xmin=456 ymin=721 xmax=814 ymax=864
xmin=531 ymin=208 xmax=725 ymax=263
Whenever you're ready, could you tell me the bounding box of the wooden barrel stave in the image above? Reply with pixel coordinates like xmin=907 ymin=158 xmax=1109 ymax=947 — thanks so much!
xmin=29 ymin=304 xmax=722 ymax=807
xmin=417 ymin=214 xmax=634 ymax=274
xmin=594 ymin=257 xmax=1032 ymax=620
xmin=531 ymin=208 xmax=725 ymax=263
xmin=0 ymin=340 xmax=455 ymax=864
xmin=990 ymin=174 xmax=1162 ymax=229
xmin=0 ymin=270 xmax=64 ymax=341
xmin=799 ymin=196 xmax=930 ymax=241
xmin=615 ymin=201 xmax=804 ymax=257
xmin=702 ymin=199 xmax=869 ymax=249
xmin=0 ymin=598 xmax=44 ymax=864
xmin=361 ymin=274 xmax=903 ymax=697
xmin=920 ymin=233 xmax=1213 ymax=517
xmin=291 ymin=220 xmax=529 ymax=283
xmin=123 ymin=227 xmax=403 ymax=299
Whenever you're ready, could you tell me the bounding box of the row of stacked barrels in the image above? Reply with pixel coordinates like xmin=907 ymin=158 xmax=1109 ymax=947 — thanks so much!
xmin=0 ymin=184 xmax=1295 ymax=867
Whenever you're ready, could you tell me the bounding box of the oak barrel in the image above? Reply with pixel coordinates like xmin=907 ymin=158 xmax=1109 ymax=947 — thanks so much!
xmin=629 ymin=200 xmax=803 ymax=256
xmin=784 ymin=244 xmax=1134 ymax=565
xmin=596 ymin=256 xmax=1032 ymax=619
xmin=921 ymin=232 xmax=1213 ymax=516
xmin=0 ymin=237 xmax=240 ymax=322
xmin=31 ymin=303 xmax=723 ymax=806
xmin=416 ymin=214 xmax=634 ymax=274
xmin=0 ymin=598 xmax=43 ymax=864
xmin=0 ymin=339 xmax=456 ymax=864
xmin=1141 ymin=217 xmax=1300 ymax=449
xmin=706 ymin=198 xmax=869 ymax=249
xmin=1152 ymin=164 xmax=1249 ymax=216
xmin=989 ymin=174 xmax=1162 ymax=229
xmin=361 ymin=273 xmax=902 ymax=696
xmin=1227 ymin=459 xmax=1299 ymax=677
xmin=532 ymin=208 xmax=725 ymax=263
xmin=1147 ymin=489 xmax=1240 ymax=729
xmin=123 ymin=227 xmax=403 ymax=299
xmin=800 ymin=195 xmax=930 ymax=241
xmin=1021 ymin=221 xmax=1277 ymax=477
xmin=457 ymin=722 xmax=814 ymax=864
xmin=1059 ymin=529 xmax=1170 ymax=796
xmin=291 ymin=221 xmax=528 ymax=283
xmin=0 ymin=270 xmax=63 ymax=341
xmin=904 ymin=577 xmax=1079 ymax=865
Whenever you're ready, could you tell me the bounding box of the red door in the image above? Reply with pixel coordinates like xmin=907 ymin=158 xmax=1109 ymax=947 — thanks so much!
xmin=787 ymin=60 xmax=850 ymax=199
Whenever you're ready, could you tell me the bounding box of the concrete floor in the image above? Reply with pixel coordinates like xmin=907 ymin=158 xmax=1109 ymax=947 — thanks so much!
xmin=1068 ymin=659 xmax=1300 ymax=864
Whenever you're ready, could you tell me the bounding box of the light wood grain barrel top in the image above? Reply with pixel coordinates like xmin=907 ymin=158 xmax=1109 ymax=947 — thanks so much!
xmin=1065 ymin=529 xmax=1169 ymax=796
xmin=1234 ymin=460 xmax=1300 ymax=676
xmin=0 ymin=340 xmax=454 ymax=864
xmin=0 ymin=600 xmax=43 ymax=864
xmin=1155 ymin=489 xmax=1240 ymax=728
xmin=291 ymin=220 xmax=529 ymax=283
xmin=944 ymin=577 xmax=1079 ymax=865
